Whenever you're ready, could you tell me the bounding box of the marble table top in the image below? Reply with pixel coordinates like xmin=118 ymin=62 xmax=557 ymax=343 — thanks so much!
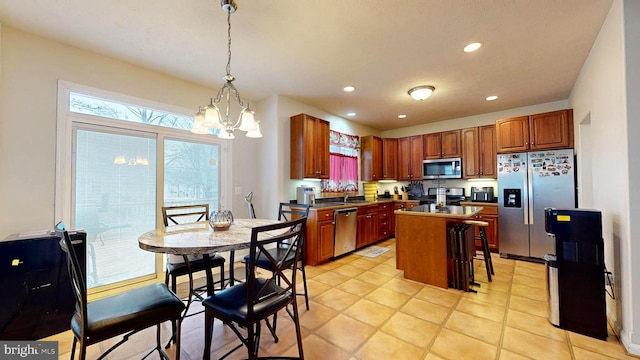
xmin=138 ymin=218 xmax=283 ymax=256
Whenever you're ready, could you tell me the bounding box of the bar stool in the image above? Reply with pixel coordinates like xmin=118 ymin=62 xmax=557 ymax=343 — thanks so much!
xmin=464 ymin=220 xmax=495 ymax=282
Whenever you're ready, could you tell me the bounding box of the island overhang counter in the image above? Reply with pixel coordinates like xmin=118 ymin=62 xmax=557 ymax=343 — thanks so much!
xmin=394 ymin=205 xmax=483 ymax=288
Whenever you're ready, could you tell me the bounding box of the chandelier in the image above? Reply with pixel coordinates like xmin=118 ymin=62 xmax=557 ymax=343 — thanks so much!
xmin=191 ymin=0 xmax=262 ymax=139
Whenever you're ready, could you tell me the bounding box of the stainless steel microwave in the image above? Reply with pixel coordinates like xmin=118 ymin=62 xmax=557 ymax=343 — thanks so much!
xmin=422 ymin=158 xmax=462 ymax=179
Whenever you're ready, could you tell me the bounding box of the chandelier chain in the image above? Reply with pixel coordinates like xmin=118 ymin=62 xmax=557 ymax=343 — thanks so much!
xmin=226 ymin=8 xmax=232 ymax=76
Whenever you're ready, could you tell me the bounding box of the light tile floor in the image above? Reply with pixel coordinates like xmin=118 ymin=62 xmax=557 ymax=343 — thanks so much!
xmin=51 ymin=238 xmax=634 ymax=359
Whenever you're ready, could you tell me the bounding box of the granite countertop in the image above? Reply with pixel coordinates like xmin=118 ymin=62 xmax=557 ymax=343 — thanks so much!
xmin=311 ymin=198 xmax=418 ymax=210
xmin=459 ymin=201 xmax=498 ymax=207
xmin=395 ymin=205 xmax=483 ymax=219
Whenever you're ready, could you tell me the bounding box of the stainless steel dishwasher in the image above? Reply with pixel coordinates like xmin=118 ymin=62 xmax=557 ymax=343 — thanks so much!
xmin=334 ymin=207 xmax=358 ymax=257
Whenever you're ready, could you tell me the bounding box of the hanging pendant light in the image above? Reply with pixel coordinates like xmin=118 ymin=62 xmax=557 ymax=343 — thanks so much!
xmin=192 ymin=0 xmax=262 ymax=139
xmin=246 ymin=120 xmax=262 ymax=138
xmin=191 ymin=107 xmax=211 ymax=134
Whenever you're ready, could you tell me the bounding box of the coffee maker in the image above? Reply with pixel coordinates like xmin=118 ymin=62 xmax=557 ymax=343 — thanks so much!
xmin=296 ymin=186 xmax=316 ymax=207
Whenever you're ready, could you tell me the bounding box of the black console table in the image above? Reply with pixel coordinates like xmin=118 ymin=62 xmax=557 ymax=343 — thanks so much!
xmin=0 ymin=230 xmax=85 ymax=340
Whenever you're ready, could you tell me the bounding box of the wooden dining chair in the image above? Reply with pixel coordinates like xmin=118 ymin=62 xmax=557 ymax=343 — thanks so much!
xmin=203 ymin=217 xmax=307 ymax=360
xmin=161 ymin=204 xmax=226 ymax=346
xmin=55 ymin=221 xmax=185 ymax=360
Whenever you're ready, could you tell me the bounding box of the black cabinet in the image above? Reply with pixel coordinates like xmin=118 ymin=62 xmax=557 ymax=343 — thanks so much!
xmin=0 ymin=231 xmax=86 ymax=340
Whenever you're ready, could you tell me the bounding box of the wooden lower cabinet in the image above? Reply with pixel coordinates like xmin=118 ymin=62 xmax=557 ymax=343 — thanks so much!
xmin=476 ymin=214 xmax=498 ymax=252
xmin=356 ymin=205 xmax=377 ymax=248
xmin=305 ymin=209 xmax=334 ymax=266
xmin=305 ymin=200 xmax=421 ymax=265
xmin=377 ymin=203 xmax=392 ymax=240
xmin=317 ymin=218 xmax=336 ymax=261
xmin=459 ymin=202 xmax=499 ymax=252
xmin=391 ymin=201 xmax=419 ymax=236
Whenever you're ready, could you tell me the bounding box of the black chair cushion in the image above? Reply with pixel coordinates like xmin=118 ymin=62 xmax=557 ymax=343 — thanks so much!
xmin=243 ymin=248 xmax=296 ymax=272
xmin=71 ymin=283 xmax=185 ymax=343
xmin=167 ymin=254 xmax=225 ymax=277
xmin=202 ymin=279 xmax=291 ymax=323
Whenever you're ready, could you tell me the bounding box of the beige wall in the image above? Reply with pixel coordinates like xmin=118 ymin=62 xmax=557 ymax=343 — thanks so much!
xmin=569 ymin=0 xmax=640 ymax=354
xmin=0 ymin=27 xmax=260 ymax=235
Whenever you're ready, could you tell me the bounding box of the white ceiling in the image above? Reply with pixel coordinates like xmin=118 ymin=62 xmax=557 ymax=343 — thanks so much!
xmin=0 ymin=0 xmax=613 ymax=131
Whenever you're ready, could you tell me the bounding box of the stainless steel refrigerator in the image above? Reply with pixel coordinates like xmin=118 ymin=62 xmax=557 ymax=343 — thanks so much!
xmin=498 ymin=149 xmax=576 ymax=259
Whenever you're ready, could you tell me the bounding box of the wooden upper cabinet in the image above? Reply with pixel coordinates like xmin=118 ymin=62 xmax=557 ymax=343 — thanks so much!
xmin=441 ymin=130 xmax=462 ymax=157
xmin=382 ymin=138 xmax=398 ymax=180
xmin=398 ymin=135 xmax=423 ymax=180
xmin=290 ymin=114 xmax=330 ymax=179
xmin=496 ymin=116 xmax=530 ymax=153
xmin=496 ymin=109 xmax=573 ymax=153
xmin=423 ymin=133 xmax=441 ymax=159
xmin=461 ymin=125 xmax=496 ymax=179
xmin=461 ymin=125 xmax=497 ymax=179
xmin=361 ymin=135 xmax=383 ymax=181
xmin=424 ymin=130 xmax=461 ymax=159
xmin=461 ymin=127 xmax=480 ymax=178
xmin=529 ymin=109 xmax=573 ymax=150
xmin=478 ymin=125 xmax=497 ymax=178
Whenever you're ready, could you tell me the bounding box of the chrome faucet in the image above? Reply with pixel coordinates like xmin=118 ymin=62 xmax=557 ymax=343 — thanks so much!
xmin=344 ymin=194 xmax=349 ymax=202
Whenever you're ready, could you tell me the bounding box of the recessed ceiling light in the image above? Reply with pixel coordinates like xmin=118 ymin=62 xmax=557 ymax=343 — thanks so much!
xmin=398 ymin=114 xmax=407 ymax=119
xmin=486 ymin=95 xmax=498 ymax=101
xmin=464 ymin=42 xmax=482 ymax=53
xmin=343 ymin=86 xmax=355 ymax=92
xmin=347 ymin=112 xmax=356 ymax=117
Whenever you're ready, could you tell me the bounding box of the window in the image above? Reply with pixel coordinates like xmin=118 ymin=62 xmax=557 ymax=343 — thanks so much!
xmin=322 ymin=130 xmax=359 ymax=193
xmin=164 ymin=139 xmax=221 ymax=210
xmin=75 ymin=129 xmax=157 ymax=287
xmin=56 ymin=81 xmax=229 ymax=292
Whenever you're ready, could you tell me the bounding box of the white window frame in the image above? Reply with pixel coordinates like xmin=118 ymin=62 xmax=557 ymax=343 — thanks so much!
xmin=55 ymin=80 xmax=233 ymax=294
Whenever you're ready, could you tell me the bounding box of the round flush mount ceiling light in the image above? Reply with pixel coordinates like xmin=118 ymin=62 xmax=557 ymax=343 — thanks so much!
xmin=408 ymin=85 xmax=435 ymax=101
xmin=398 ymin=114 xmax=407 ymax=119
xmin=343 ymin=86 xmax=355 ymax=92
xmin=464 ymin=42 xmax=482 ymax=53
xmin=486 ymin=95 xmax=498 ymax=101
xmin=347 ymin=112 xmax=356 ymax=117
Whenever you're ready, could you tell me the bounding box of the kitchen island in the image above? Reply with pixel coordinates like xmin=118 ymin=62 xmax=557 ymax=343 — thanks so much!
xmin=395 ymin=205 xmax=483 ymax=288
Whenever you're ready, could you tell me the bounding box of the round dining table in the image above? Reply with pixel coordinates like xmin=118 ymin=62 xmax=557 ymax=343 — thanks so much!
xmin=138 ymin=218 xmax=282 ymax=294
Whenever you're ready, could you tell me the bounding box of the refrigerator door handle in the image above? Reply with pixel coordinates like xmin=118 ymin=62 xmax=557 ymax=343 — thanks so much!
xmin=527 ymin=162 xmax=534 ymax=225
